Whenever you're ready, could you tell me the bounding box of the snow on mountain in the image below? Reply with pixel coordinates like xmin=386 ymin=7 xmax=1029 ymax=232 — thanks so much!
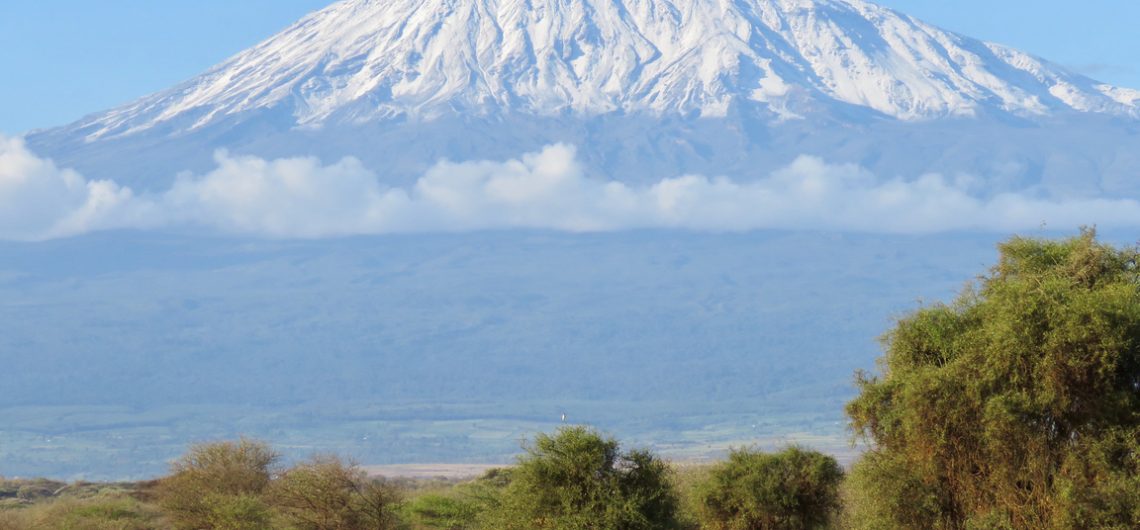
xmin=26 ymin=0 xmax=1140 ymax=201
xmin=68 ymin=0 xmax=1137 ymax=143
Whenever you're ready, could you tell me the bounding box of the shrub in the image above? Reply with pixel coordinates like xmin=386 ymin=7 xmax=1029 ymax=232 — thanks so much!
xmin=402 ymin=468 xmax=512 ymax=529
xmin=15 ymin=483 xmax=56 ymax=501
xmin=694 ymin=447 xmax=843 ymax=530
xmin=270 ymin=455 xmax=401 ymax=530
xmin=846 ymin=230 xmax=1140 ymax=528
xmin=202 ymin=492 xmax=273 ymax=530
xmin=0 ymin=495 xmax=160 ymax=530
xmin=482 ymin=426 xmax=680 ymax=530
xmin=155 ymin=438 xmax=278 ymax=529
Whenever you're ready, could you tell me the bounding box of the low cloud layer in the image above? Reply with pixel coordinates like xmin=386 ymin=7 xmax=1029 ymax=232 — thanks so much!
xmin=0 ymin=136 xmax=139 ymax=240
xmin=3 ymin=135 xmax=1140 ymax=241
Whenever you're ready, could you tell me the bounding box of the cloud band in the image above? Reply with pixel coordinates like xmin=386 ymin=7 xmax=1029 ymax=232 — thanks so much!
xmin=2 ymin=135 xmax=1138 ymax=240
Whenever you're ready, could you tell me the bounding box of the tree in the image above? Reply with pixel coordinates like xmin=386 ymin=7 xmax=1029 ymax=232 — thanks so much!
xmin=694 ymin=447 xmax=843 ymax=530
xmin=155 ymin=438 xmax=278 ymax=530
xmin=846 ymin=230 xmax=1140 ymax=528
xmin=482 ymin=426 xmax=681 ymax=530
xmin=270 ymin=455 xmax=401 ymax=530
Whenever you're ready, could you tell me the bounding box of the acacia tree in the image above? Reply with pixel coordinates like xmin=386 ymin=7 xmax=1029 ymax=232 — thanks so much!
xmin=483 ymin=426 xmax=680 ymax=530
xmin=846 ymin=230 xmax=1140 ymax=528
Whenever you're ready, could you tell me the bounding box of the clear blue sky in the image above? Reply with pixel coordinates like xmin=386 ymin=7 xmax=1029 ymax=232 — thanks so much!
xmin=1 ymin=0 xmax=1137 ymax=135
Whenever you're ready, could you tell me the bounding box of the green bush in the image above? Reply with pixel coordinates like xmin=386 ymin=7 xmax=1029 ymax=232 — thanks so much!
xmin=694 ymin=447 xmax=843 ymax=530
xmin=201 ymin=492 xmax=272 ymax=530
xmin=481 ymin=426 xmax=680 ymax=530
xmin=846 ymin=230 xmax=1140 ymax=528
xmin=401 ymin=467 xmax=513 ymax=529
xmin=156 ymin=438 xmax=279 ymax=529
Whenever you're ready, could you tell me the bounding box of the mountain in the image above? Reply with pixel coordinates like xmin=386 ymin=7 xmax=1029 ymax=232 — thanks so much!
xmin=27 ymin=0 xmax=1140 ymax=194
xmin=54 ymin=0 xmax=1140 ymax=133
xmin=8 ymin=1 xmax=1140 ymax=478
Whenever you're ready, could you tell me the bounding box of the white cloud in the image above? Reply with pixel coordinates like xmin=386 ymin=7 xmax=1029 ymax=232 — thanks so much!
xmin=3 ymin=135 xmax=1140 ymax=240
xmin=0 ymin=136 xmax=142 ymax=240
xmin=161 ymin=152 xmax=397 ymax=238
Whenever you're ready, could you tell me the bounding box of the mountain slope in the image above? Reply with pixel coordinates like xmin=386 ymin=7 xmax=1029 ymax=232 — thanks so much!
xmin=27 ymin=0 xmax=1140 ymax=196
xmin=63 ymin=0 xmax=1137 ymax=142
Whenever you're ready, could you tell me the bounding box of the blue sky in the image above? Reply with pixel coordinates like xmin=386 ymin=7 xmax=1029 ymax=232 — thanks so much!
xmin=1 ymin=0 xmax=1137 ymax=135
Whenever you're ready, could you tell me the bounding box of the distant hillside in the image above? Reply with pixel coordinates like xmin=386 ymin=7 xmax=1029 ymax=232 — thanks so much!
xmin=1 ymin=230 xmax=1003 ymax=478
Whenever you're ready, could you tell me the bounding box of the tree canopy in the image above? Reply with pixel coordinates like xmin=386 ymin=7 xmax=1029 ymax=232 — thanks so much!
xmin=695 ymin=447 xmax=843 ymax=530
xmin=484 ymin=426 xmax=680 ymax=530
xmin=846 ymin=230 xmax=1140 ymax=528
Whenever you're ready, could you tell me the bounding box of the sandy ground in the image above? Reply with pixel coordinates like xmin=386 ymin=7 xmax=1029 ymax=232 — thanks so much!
xmin=363 ymin=463 xmax=503 ymax=480
xmin=361 ymin=433 xmax=862 ymax=480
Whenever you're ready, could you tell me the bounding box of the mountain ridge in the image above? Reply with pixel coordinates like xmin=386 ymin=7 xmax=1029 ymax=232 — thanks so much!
xmin=26 ymin=0 xmax=1140 ymax=197
xmin=59 ymin=0 xmax=1139 ymax=144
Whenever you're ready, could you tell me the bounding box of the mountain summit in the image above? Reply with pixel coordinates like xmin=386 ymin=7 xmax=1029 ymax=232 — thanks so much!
xmin=71 ymin=0 xmax=1138 ymax=141
xmin=29 ymin=0 xmax=1140 ymax=194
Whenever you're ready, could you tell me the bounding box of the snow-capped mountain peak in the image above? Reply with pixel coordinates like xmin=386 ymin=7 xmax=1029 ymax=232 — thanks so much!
xmin=74 ymin=0 xmax=1138 ymax=142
